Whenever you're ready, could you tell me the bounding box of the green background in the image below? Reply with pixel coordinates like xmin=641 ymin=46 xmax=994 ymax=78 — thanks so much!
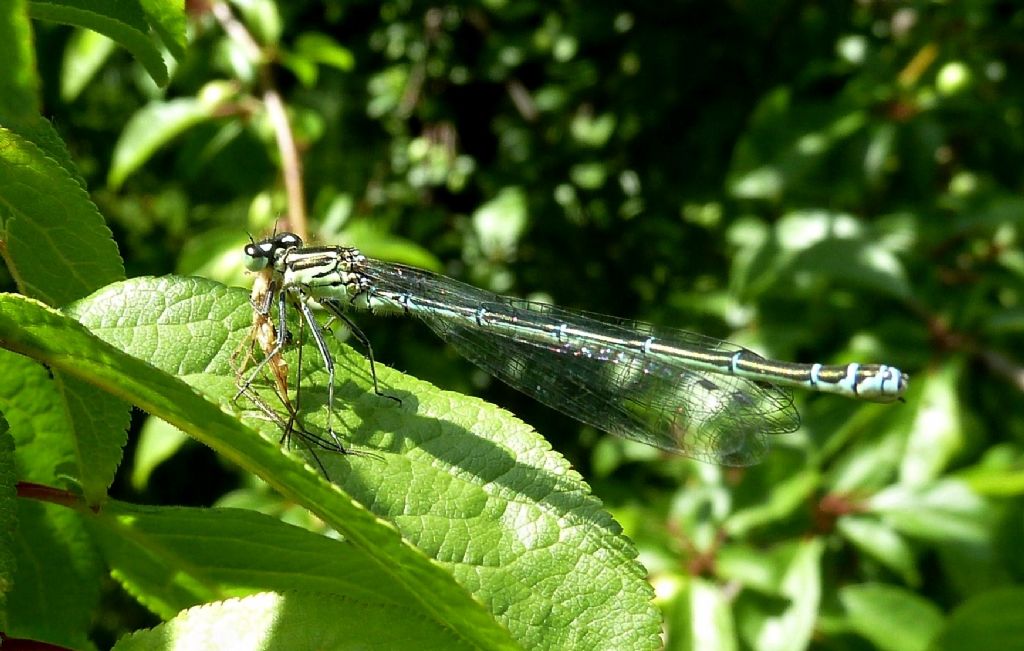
xmin=1 ymin=1 xmax=1022 ymax=649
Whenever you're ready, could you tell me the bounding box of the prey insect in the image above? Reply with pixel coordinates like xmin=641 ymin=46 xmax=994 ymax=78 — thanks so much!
xmin=231 ymin=262 xmax=350 ymax=475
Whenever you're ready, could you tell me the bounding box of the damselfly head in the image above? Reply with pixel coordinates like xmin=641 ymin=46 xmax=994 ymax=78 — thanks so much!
xmin=243 ymin=232 xmax=303 ymax=271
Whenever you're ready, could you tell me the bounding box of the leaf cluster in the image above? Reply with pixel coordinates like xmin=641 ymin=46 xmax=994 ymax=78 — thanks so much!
xmin=1 ymin=1 xmax=1024 ymax=650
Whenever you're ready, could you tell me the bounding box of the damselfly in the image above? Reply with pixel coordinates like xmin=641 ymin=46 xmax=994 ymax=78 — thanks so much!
xmin=241 ymin=232 xmax=908 ymax=466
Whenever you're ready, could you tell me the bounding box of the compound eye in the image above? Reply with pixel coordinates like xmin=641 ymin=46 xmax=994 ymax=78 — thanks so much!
xmin=277 ymin=232 xmax=302 ymax=247
xmin=242 ymin=250 xmax=269 ymax=271
xmin=242 ymin=241 xmax=274 ymax=270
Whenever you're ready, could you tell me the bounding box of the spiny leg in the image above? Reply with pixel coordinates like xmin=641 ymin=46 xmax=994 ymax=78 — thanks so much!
xmin=237 ymin=380 xmax=332 ymax=478
xmin=290 ymin=303 xmax=304 ymax=445
xmin=291 ymin=288 xmax=347 ymax=452
xmin=321 ymin=297 xmax=400 ymax=404
xmin=282 ymin=299 xmax=349 ymax=457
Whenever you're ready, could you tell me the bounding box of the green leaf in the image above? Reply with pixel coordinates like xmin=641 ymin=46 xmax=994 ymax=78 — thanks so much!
xmin=837 ymin=515 xmax=920 ymax=586
xmin=931 ymin=588 xmax=1024 ymax=651
xmin=61 ymin=376 xmax=131 ymax=500
xmin=295 ymin=32 xmax=355 ymax=71
xmin=0 ymin=127 xmax=125 ymax=307
xmin=863 ymin=122 xmax=897 ymax=185
xmin=570 ymin=111 xmax=616 ymax=148
xmin=228 ymin=0 xmax=281 ymax=46
xmin=823 ymin=404 xmax=909 ymax=493
xmin=82 ymin=276 xmax=659 ymax=649
xmin=728 ymin=210 xmax=912 ymax=302
xmin=109 ymin=94 xmax=235 ymax=190
xmin=727 ymin=88 xmax=868 ymax=201
xmin=89 ymin=502 xmax=450 ymax=627
xmin=28 ymin=0 xmax=169 ymax=86
xmin=789 ymin=236 xmax=910 ymax=299
xmin=1 ymin=346 xmax=128 ymax=504
xmin=839 ymin=582 xmax=943 ymax=651
xmin=934 ymin=537 xmax=1009 ymax=601
xmin=139 ymin=0 xmax=187 ymax=60
xmin=176 ymin=227 xmax=253 ymax=284
xmin=0 ymin=346 xmax=128 ymax=505
xmin=112 ymin=591 xmax=475 ymax=651
xmin=958 ymin=445 xmax=1024 ymax=497
xmin=338 ymin=221 xmax=443 ymax=271
xmin=570 ymin=162 xmax=608 ymax=189
xmin=666 ymin=577 xmax=737 ymax=651
xmin=737 ymin=538 xmax=823 ymax=651
xmin=964 ymin=468 xmax=1024 ymax=496
xmin=472 ymin=187 xmax=528 ymax=260
xmin=280 ymin=51 xmax=319 ymax=87
xmin=2 ymin=345 xmax=128 ymax=503
xmin=0 ymin=414 xmax=15 ymax=631
xmin=130 ymin=416 xmax=190 ymax=491
xmin=60 ymin=27 xmax=117 ymax=102
xmin=0 ymin=0 xmax=40 ymax=122
xmin=900 ymin=360 xmax=965 ymax=486
xmin=6 ymin=500 xmax=101 ymax=649
xmin=0 ymin=350 xmax=75 ymax=484
xmin=868 ymin=479 xmax=993 ymax=543
xmin=3 ymin=277 xmax=662 ymax=649
xmin=0 ymin=0 xmax=84 ymax=182
xmin=724 ymin=469 xmax=819 ymax=537
xmin=0 ymin=127 xmax=129 ymax=502
xmin=983 ymin=306 xmax=1024 ymax=335
xmin=0 ymin=287 xmax=519 ymax=650
xmin=947 ymin=193 xmax=1024 ymax=233
xmin=774 ymin=211 xmax=911 ymax=299
xmin=716 ymin=543 xmax=790 ymax=596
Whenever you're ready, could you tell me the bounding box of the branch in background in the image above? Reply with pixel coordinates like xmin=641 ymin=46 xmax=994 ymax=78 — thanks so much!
xmin=209 ymin=1 xmax=308 ymax=240
xmin=261 ymin=87 xmax=307 ymax=239
xmin=980 ymin=349 xmax=1024 ymax=393
xmin=917 ymin=299 xmax=1024 ymax=394
xmin=18 ymin=481 xmax=89 ymax=510
xmin=506 ymin=79 xmax=538 ymax=123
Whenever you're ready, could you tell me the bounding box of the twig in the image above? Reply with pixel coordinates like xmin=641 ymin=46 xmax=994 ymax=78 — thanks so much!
xmin=18 ymin=481 xmax=89 ymax=510
xmin=916 ymin=297 xmax=1024 ymax=393
xmin=979 ymin=349 xmax=1024 ymax=392
xmin=210 ymin=1 xmax=308 ymax=240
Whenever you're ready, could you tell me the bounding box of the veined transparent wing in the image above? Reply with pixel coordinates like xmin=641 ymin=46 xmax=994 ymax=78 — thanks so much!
xmin=358 ymin=260 xmax=799 ymax=466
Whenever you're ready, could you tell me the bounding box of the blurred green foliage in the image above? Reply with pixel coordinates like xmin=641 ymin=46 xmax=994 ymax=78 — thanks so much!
xmin=2 ymin=0 xmax=1023 ymax=649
